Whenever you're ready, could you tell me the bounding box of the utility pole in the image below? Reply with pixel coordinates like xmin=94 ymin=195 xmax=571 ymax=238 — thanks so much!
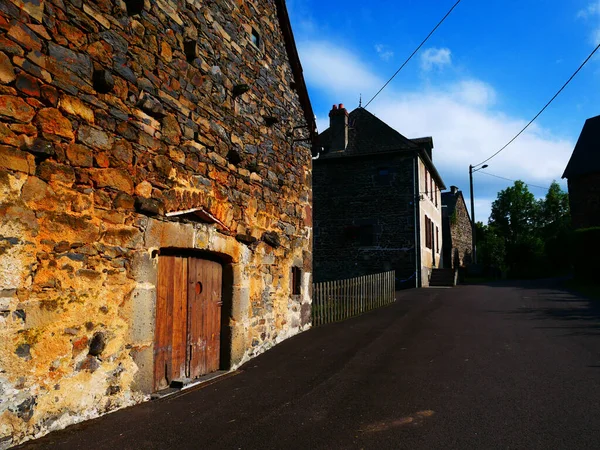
xmin=469 ymin=164 xmax=488 ymax=264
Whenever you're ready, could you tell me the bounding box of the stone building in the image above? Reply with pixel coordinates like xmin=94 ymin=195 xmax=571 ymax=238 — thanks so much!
xmin=441 ymin=186 xmax=473 ymax=270
xmin=562 ymin=115 xmax=600 ymax=229
xmin=313 ymin=105 xmax=445 ymax=288
xmin=0 ymin=0 xmax=315 ymax=446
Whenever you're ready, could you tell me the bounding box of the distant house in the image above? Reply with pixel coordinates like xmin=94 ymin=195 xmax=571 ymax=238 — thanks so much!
xmin=313 ymin=104 xmax=446 ymax=288
xmin=562 ymin=115 xmax=600 ymax=229
xmin=441 ymin=186 xmax=473 ymax=271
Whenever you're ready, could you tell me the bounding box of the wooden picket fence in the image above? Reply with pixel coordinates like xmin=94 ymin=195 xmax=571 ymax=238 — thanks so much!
xmin=312 ymin=271 xmax=396 ymax=327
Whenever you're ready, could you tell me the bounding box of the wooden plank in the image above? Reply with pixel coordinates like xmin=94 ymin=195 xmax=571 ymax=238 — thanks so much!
xmin=154 ymin=255 xmax=172 ymax=391
xmin=310 ymin=283 xmax=319 ymax=327
xmin=188 ymin=258 xmax=206 ymax=378
xmin=171 ymin=256 xmax=188 ymax=381
xmin=319 ymin=283 xmax=323 ymax=326
xmin=209 ymin=260 xmax=222 ymax=373
xmin=315 ymin=283 xmax=319 ymax=326
xmin=315 ymin=283 xmax=318 ymax=326
xmin=335 ymin=280 xmax=339 ymax=322
xmin=344 ymin=279 xmax=348 ymax=320
xmin=188 ymin=258 xmax=223 ymax=378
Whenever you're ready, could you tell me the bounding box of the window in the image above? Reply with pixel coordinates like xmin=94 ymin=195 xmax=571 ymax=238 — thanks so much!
xmin=292 ymin=267 xmax=301 ymax=295
xmin=425 ymin=169 xmax=429 ymax=195
xmin=184 ymin=39 xmax=197 ymax=63
xmin=124 ymin=0 xmax=144 ymax=16
xmin=430 ymin=176 xmax=433 ymax=200
xmin=436 ymin=226 xmax=439 ymax=253
xmin=344 ymin=224 xmax=375 ymax=246
xmin=425 ymin=216 xmax=432 ymax=249
xmin=376 ymin=167 xmax=393 ymax=185
xmin=359 ymin=225 xmax=374 ymax=246
xmin=251 ymin=28 xmax=260 ymax=47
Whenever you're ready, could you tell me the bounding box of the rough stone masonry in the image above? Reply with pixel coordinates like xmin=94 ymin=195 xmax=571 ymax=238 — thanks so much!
xmin=0 ymin=0 xmax=314 ymax=446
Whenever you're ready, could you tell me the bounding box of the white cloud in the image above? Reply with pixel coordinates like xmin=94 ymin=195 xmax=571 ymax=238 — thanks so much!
xmin=450 ymin=80 xmax=497 ymax=108
xmin=578 ymin=1 xmax=600 ymax=18
xmin=298 ymin=40 xmax=573 ymax=222
xmin=420 ymin=47 xmax=452 ymax=71
xmin=297 ymin=41 xmax=382 ymax=95
xmin=577 ymin=1 xmax=600 ymax=43
xmin=375 ymin=44 xmax=394 ymax=62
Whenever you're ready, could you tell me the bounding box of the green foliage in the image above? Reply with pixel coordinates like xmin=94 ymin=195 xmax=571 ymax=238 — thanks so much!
xmin=480 ymin=180 xmax=572 ymax=279
xmin=450 ymin=210 xmax=458 ymax=226
xmin=477 ymin=223 xmax=506 ymax=271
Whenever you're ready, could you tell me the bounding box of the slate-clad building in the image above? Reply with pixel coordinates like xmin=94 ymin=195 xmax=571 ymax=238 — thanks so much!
xmin=563 ymin=115 xmax=600 ymax=229
xmin=0 ymin=0 xmax=315 ymax=445
xmin=441 ymin=186 xmax=473 ymax=270
xmin=313 ymin=105 xmax=445 ymax=288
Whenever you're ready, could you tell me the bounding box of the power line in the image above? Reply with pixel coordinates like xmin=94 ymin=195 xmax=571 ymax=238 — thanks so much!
xmin=477 ymin=171 xmax=552 ymax=191
xmin=473 ymin=41 xmax=600 ymax=168
xmin=363 ymin=0 xmax=462 ymax=109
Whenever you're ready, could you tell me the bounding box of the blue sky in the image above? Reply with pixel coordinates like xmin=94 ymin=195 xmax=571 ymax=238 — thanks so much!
xmin=287 ymin=0 xmax=600 ymax=223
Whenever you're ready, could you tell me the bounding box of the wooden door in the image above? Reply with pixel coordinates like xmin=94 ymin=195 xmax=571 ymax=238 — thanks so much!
xmin=154 ymin=256 xmax=222 ymax=391
xmin=188 ymin=259 xmax=222 ymax=379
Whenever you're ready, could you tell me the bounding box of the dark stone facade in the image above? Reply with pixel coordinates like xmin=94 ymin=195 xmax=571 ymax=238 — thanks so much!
xmin=568 ymin=173 xmax=600 ymax=229
xmin=313 ymin=153 xmax=417 ymax=286
xmin=563 ymin=115 xmax=600 ymax=229
xmin=441 ymin=188 xmax=472 ymax=269
xmin=0 ymin=0 xmax=314 ymax=444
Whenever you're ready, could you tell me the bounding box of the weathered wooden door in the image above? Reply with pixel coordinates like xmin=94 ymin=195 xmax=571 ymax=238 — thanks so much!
xmin=154 ymin=255 xmax=222 ymax=391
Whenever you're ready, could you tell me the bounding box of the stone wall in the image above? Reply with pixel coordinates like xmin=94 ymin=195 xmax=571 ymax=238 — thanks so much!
xmin=313 ymin=153 xmax=416 ymax=287
xmin=0 ymin=0 xmax=313 ymax=446
xmin=568 ymin=173 xmax=600 ymax=229
xmin=449 ymin=193 xmax=472 ymax=268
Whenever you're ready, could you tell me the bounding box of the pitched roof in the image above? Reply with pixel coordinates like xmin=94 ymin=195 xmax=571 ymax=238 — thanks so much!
xmin=441 ymin=189 xmax=470 ymax=222
xmin=317 ymin=107 xmax=446 ymax=189
xmin=563 ymin=115 xmax=600 ymax=179
xmin=274 ymin=0 xmax=317 ymax=145
xmin=318 ymin=107 xmax=418 ymax=158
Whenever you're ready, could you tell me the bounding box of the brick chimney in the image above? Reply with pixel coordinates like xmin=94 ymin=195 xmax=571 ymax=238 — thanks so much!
xmin=450 ymin=186 xmax=459 ymax=195
xmin=329 ymin=103 xmax=348 ymax=151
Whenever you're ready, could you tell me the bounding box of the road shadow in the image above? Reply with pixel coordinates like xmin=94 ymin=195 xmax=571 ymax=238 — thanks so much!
xmin=481 ymin=277 xmax=600 ymax=338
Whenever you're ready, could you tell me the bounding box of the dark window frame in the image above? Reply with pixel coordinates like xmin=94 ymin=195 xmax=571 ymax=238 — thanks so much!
xmin=291 ymin=267 xmax=302 ymax=296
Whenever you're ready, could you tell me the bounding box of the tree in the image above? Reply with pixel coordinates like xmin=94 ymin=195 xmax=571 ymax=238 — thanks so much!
xmin=489 ymin=181 xmax=543 ymax=278
xmin=489 ymin=181 xmax=539 ymax=245
xmin=476 ymin=222 xmax=506 ymax=276
xmin=539 ymin=181 xmax=571 ymax=273
xmin=480 ymin=180 xmax=572 ymax=279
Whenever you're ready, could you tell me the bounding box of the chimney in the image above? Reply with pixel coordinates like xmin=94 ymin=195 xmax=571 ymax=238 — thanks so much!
xmin=329 ymin=103 xmax=348 ymax=151
xmin=450 ymin=186 xmax=459 ymax=195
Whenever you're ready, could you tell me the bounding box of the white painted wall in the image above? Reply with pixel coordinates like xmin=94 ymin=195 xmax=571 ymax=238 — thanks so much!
xmin=418 ymin=158 xmax=443 ymax=286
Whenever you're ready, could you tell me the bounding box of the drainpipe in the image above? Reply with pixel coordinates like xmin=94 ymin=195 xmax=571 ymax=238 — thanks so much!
xmin=413 ymin=156 xmax=422 ymax=288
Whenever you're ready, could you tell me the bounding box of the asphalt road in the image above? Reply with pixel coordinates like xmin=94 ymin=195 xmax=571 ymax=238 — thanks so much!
xmin=19 ymin=279 xmax=600 ymax=449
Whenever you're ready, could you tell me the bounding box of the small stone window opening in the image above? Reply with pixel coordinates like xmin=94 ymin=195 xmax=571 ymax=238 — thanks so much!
xmin=124 ymin=0 xmax=144 ymax=16
xmin=292 ymin=267 xmax=302 ymax=296
xmin=251 ymin=28 xmax=260 ymax=47
xmin=227 ymin=149 xmax=242 ymax=166
xmin=184 ymin=39 xmax=197 ymax=63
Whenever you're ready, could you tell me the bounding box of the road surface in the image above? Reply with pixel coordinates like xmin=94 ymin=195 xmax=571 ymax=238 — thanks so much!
xmin=19 ymin=279 xmax=600 ymax=449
